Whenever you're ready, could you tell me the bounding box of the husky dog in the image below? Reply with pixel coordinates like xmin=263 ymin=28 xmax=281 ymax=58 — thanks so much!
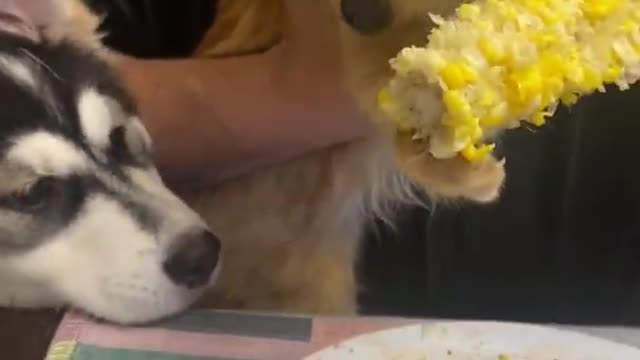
xmin=0 ymin=0 xmax=504 ymax=324
xmin=0 ymin=0 xmax=221 ymax=324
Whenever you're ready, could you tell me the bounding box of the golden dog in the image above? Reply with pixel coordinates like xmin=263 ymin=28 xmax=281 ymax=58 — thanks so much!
xmin=66 ymin=0 xmax=505 ymax=315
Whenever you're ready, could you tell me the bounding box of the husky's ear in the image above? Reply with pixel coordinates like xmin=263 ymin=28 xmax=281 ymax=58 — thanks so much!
xmin=0 ymin=0 xmax=101 ymax=48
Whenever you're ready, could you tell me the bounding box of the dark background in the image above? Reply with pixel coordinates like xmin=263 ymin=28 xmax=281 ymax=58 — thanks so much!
xmin=5 ymin=1 xmax=640 ymax=359
xmin=85 ymin=0 xmax=640 ymax=326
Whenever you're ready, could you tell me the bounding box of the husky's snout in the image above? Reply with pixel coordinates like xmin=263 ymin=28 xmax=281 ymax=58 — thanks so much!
xmin=163 ymin=230 xmax=221 ymax=289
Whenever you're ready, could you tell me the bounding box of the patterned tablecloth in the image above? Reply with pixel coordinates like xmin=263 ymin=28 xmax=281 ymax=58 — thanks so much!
xmin=45 ymin=310 xmax=640 ymax=360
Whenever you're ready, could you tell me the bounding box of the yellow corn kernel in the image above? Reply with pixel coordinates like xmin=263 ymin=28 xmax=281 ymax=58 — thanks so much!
xmin=530 ymin=109 xmax=553 ymax=126
xmin=376 ymin=87 xmax=392 ymax=108
xmin=458 ymin=3 xmax=481 ymax=19
xmin=376 ymin=87 xmax=398 ymax=119
xmin=531 ymin=32 xmax=558 ymax=48
xmin=620 ymin=18 xmax=637 ymax=32
xmin=604 ymin=64 xmax=623 ymax=82
xmin=583 ymin=0 xmax=623 ymax=21
xmin=480 ymin=104 xmax=508 ymax=127
xmin=461 ymin=143 xmax=496 ymax=163
xmin=478 ymin=37 xmax=506 ymax=65
xmin=439 ymin=62 xmax=478 ymax=89
xmin=478 ymin=89 xmax=499 ymax=107
xmin=453 ymin=123 xmax=483 ymax=144
xmin=505 ymin=66 xmax=544 ymax=107
xmin=395 ymin=118 xmax=416 ymax=133
xmin=561 ymin=93 xmax=579 ymax=105
xmin=443 ymin=90 xmax=474 ymax=121
xmin=581 ymin=66 xmax=604 ymax=93
xmin=480 ymin=114 xmax=503 ymax=127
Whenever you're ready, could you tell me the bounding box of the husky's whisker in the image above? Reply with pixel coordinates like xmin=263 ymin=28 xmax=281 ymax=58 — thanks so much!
xmin=19 ymin=47 xmax=63 ymax=81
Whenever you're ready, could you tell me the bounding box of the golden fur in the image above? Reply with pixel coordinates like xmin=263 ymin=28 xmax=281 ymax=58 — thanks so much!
xmin=194 ymin=0 xmax=283 ymax=57
xmin=185 ymin=0 xmax=505 ymax=314
xmin=40 ymin=0 xmax=102 ymax=49
xmin=70 ymin=0 xmax=505 ymax=315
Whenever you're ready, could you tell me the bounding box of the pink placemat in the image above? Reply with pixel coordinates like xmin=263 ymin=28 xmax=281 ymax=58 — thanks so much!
xmin=45 ymin=310 xmax=417 ymax=359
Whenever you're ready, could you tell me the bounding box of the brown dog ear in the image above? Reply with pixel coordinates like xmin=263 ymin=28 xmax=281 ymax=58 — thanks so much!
xmin=0 ymin=0 xmax=101 ymax=47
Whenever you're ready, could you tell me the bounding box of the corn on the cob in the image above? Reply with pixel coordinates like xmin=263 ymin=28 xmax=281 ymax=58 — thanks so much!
xmin=377 ymin=0 xmax=640 ymax=162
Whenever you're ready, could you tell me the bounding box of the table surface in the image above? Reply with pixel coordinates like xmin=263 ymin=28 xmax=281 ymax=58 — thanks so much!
xmin=44 ymin=310 xmax=640 ymax=360
xmin=560 ymin=324 xmax=640 ymax=347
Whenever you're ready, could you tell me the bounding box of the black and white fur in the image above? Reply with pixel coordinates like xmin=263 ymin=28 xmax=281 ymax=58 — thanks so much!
xmin=0 ymin=9 xmax=221 ymax=324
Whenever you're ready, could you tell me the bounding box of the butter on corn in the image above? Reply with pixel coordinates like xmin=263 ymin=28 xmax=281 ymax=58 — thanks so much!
xmin=378 ymin=0 xmax=640 ymax=162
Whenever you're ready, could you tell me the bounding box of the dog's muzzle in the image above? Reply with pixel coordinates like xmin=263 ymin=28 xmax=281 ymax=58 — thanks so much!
xmin=163 ymin=230 xmax=221 ymax=289
xmin=340 ymin=0 xmax=391 ymax=35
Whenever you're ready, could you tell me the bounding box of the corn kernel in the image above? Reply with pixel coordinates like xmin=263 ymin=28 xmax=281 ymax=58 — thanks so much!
xmin=478 ymin=89 xmax=499 ymax=107
xmin=443 ymin=90 xmax=473 ymax=120
xmin=583 ymin=0 xmax=622 ymax=21
xmin=530 ymin=110 xmax=552 ymax=126
xmin=458 ymin=3 xmax=481 ymax=19
xmin=561 ymin=93 xmax=579 ymax=105
xmin=478 ymin=37 xmax=506 ymax=65
xmin=461 ymin=143 xmax=496 ymax=162
xmin=439 ymin=62 xmax=478 ymax=89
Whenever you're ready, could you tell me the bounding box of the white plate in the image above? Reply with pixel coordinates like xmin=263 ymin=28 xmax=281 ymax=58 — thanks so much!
xmin=304 ymin=321 xmax=640 ymax=360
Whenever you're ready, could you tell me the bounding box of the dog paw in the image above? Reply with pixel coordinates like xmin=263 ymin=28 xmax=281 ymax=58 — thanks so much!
xmin=394 ymin=134 xmax=506 ymax=203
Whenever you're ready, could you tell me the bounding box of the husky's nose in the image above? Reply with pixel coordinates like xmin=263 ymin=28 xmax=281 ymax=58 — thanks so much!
xmin=163 ymin=231 xmax=221 ymax=289
xmin=340 ymin=0 xmax=391 ymax=34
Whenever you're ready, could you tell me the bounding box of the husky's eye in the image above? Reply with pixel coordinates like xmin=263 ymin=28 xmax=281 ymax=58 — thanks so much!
xmin=9 ymin=177 xmax=56 ymax=211
xmin=109 ymin=126 xmax=128 ymax=159
xmin=109 ymin=123 xmax=152 ymax=166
